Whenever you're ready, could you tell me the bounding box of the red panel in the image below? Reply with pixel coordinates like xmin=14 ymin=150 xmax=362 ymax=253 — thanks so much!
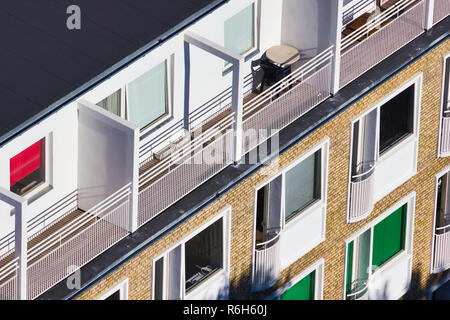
xmin=10 ymin=140 xmax=41 ymax=186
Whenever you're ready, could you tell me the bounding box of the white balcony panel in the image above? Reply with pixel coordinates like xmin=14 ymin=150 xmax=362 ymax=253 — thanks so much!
xmin=433 ymin=0 xmax=450 ymax=25
xmin=374 ymin=138 xmax=417 ymax=202
xmin=349 ymin=171 xmax=375 ymax=222
xmin=280 ymin=204 xmax=325 ymax=270
xmin=340 ymin=0 xmax=425 ymax=88
xmin=368 ymin=254 xmax=412 ymax=300
xmin=440 ymin=117 xmax=450 ymax=156
xmin=185 ymin=271 xmax=229 ymax=300
xmin=253 ymin=234 xmax=281 ymax=292
xmin=433 ymin=229 xmax=450 ymax=272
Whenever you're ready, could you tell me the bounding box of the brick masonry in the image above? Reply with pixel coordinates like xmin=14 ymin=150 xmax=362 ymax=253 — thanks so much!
xmin=77 ymin=39 xmax=450 ymax=300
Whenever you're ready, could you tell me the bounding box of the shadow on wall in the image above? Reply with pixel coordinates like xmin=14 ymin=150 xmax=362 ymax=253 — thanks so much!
xmin=212 ymin=264 xmax=450 ymax=300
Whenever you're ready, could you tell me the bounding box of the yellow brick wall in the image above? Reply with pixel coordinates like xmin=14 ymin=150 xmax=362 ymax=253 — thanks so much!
xmin=77 ymin=39 xmax=450 ymax=300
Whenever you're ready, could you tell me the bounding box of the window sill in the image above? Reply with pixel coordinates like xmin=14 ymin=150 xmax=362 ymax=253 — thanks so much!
xmin=10 ymin=184 xmax=53 ymax=216
xmin=184 ymin=268 xmax=228 ymax=299
xmin=284 ymin=199 xmax=324 ymax=229
xmin=379 ymin=133 xmax=415 ymax=161
xmin=371 ymin=251 xmax=411 ymax=277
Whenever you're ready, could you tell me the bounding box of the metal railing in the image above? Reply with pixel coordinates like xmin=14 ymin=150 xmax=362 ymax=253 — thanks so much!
xmin=433 ymin=223 xmax=450 ymax=272
xmin=0 ymin=268 xmax=17 ymax=300
xmin=343 ymin=0 xmax=376 ymax=26
xmin=253 ymin=233 xmax=281 ymax=292
xmin=242 ymin=47 xmax=333 ymax=154
xmin=138 ymin=115 xmax=234 ymax=226
xmin=340 ymin=0 xmax=425 ymax=88
xmin=26 ymin=183 xmax=131 ymax=300
xmin=349 ymin=161 xmax=376 ymax=222
xmin=433 ymin=0 xmax=450 ymax=26
xmin=440 ymin=113 xmax=450 ymax=156
xmin=346 ymin=279 xmax=369 ymax=300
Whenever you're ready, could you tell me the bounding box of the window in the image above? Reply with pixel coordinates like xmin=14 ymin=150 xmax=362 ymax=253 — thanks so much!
xmin=97 ymin=89 xmax=121 ymax=117
xmin=224 ymin=3 xmax=256 ymax=57
xmin=345 ymin=201 xmax=411 ymax=300
xmin=153 ymin=215 xmax=228 ymax=300
xmin=280 ymin=271 xmax=315 ymax=300
xmin=435 ymin=172 xmax=450 ymax=235
xmin=443 ymin=56 xmax=450 ymax=115
xmin=285 ymin=151 xmax=321 ymax=222
xmin=372 ymin=205 xmax=406 ymax=267
xmin=128 ymin=61 xmax=169 ymax=130
xmin=10 ymin=138 xmax=46 ymax=196
xmin=95 ymin=60 xmax=171 ymax=132
xmin=379 ymin=84 xmax=415 ymax=154
xmin=185 ymin=219 xmax=223 ymax=292
xmin=98 ymin=279 xmax=128 ymax=300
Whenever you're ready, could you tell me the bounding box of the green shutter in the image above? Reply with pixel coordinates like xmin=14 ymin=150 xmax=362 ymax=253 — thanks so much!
xmin=280 ymin=271 xmax=315 ymax=300
xmin=372 ymin=205 xmax=407 ymax=267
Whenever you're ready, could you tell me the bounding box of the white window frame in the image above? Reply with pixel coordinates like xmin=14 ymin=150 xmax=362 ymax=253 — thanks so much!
xmin=347 ymin=74 xmax=421 ymax=211
xmin=9 ymin=132 xmax=53 ymax=202
xmin=151 ymin=206 xmax=231 ymax=300
xmin=437 ymin=53 xmax=450 ymax=157
xmin=97 ymin=278 xmax=129 ymax=300
xmin=342 ymin=192 xmax=415 ymax=299
xmin=253 ymin=138 xmax=329 ymax=230
xmin=266 ymin=259 xmax=324 ymax=300
xmin=430 ymin=165 xmax=450 ymax=273
xmin=96 ymin=57 xmax=174 ymax=136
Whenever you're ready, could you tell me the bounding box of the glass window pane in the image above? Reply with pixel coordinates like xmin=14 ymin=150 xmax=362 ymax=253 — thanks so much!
xmin=379 ymin=84 xmax=415 ymax=154
xmin=105 ymin=290 xmax=121 ymax=300
xmin=280 ymin=271 xmax=315 ymax=300
xmin=372 ymin=205 xmax=407 ymax=267
xmin=128 ymin=61 xmax=168 ymax=129
xmin=154 ymin=257 xmax=164 ymax=300
xmin=97 ymin=89 xmax=121 ymax=117
xmin=284 ymin=150 xmax=321 ymax=221
xmin=185 ymin=219 xmax=223 ymax=292
xmin=224 ymin=4 xmax=255 ymax=56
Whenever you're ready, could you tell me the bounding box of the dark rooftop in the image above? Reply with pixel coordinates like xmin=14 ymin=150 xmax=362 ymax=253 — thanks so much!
xmin=0 ymin=0 xmax=227 ymax=145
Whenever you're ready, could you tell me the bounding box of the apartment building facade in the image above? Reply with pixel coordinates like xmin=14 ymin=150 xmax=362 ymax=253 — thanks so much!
xmin=0 ymin=0 xmax=449 ymax=300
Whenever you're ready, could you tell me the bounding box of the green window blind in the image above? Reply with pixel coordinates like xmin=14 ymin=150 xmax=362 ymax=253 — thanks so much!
xmin=372 ymin=205 xmax=407 ymax=267
xmin=280 ymin=271 xmax=315 ymax=300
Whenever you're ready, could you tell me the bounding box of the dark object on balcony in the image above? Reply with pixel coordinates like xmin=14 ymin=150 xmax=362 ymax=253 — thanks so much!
xmin=259 ymin=45 xmax=300 ymax=94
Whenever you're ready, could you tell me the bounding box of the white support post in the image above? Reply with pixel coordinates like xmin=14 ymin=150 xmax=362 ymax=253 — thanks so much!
xmin=331 ymin=0 xmax=343 ymax=94
xmin=0 ymin=187 xmax=28 ymax=300
xmin=232 ymin=58 xmax=244 ymax=163
xmin=184 ymin=31 xmax=244 ymax=163
xmin=425 ymin=0 xmax=435 ymax=30
xmin=129 ymin=127 xmax=140 ymax=233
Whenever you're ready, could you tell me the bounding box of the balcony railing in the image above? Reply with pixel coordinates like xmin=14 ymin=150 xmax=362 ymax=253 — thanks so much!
xmin=253 ymin=233 xmax=281 ymax=292
xmin=440 ymin=112 xmax=450 ymax=156
xmin=348 ymin=161 xmax=376 ymax=222
xmin=340 ymin=0 xmax=425 ymax=88
xmin=433 ymin=0 xmax=450 ymax=25
xmin=433 ymin=223 xmax=450 ymax=272
xmin=343 ymin=0 xmax=376 ymax=27
xmin=0 ymin=183 xmax=131 ymax=300
xmin=346 ymin=279 xmax=369 ymax=300
xmin=242 ymin=47 xmax=333 ymax=154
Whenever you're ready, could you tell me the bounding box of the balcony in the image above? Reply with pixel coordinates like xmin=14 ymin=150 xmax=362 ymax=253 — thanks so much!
xmin=339 ymin=0 xmax=426 ymax=88
xmin=136 ymin=45 xmax=334 ymax=228
xmin=252 ymin=233 xmax=281 ymax=292
xmin=0 ymin=184 xmax=131 ymax=300
xmin=433 ymin=223 xmax=450 ymax=272
xmin=433 ymin=0 xmax=450 ymax=25
xmin=348 ymin=161 xmax=376 ymax=222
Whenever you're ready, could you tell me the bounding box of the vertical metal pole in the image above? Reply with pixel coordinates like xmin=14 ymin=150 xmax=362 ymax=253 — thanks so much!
xmin=331 ymin=0 xmax=343 ymax=94
xmin=232 ymin=58 xmax=244 ymax=163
